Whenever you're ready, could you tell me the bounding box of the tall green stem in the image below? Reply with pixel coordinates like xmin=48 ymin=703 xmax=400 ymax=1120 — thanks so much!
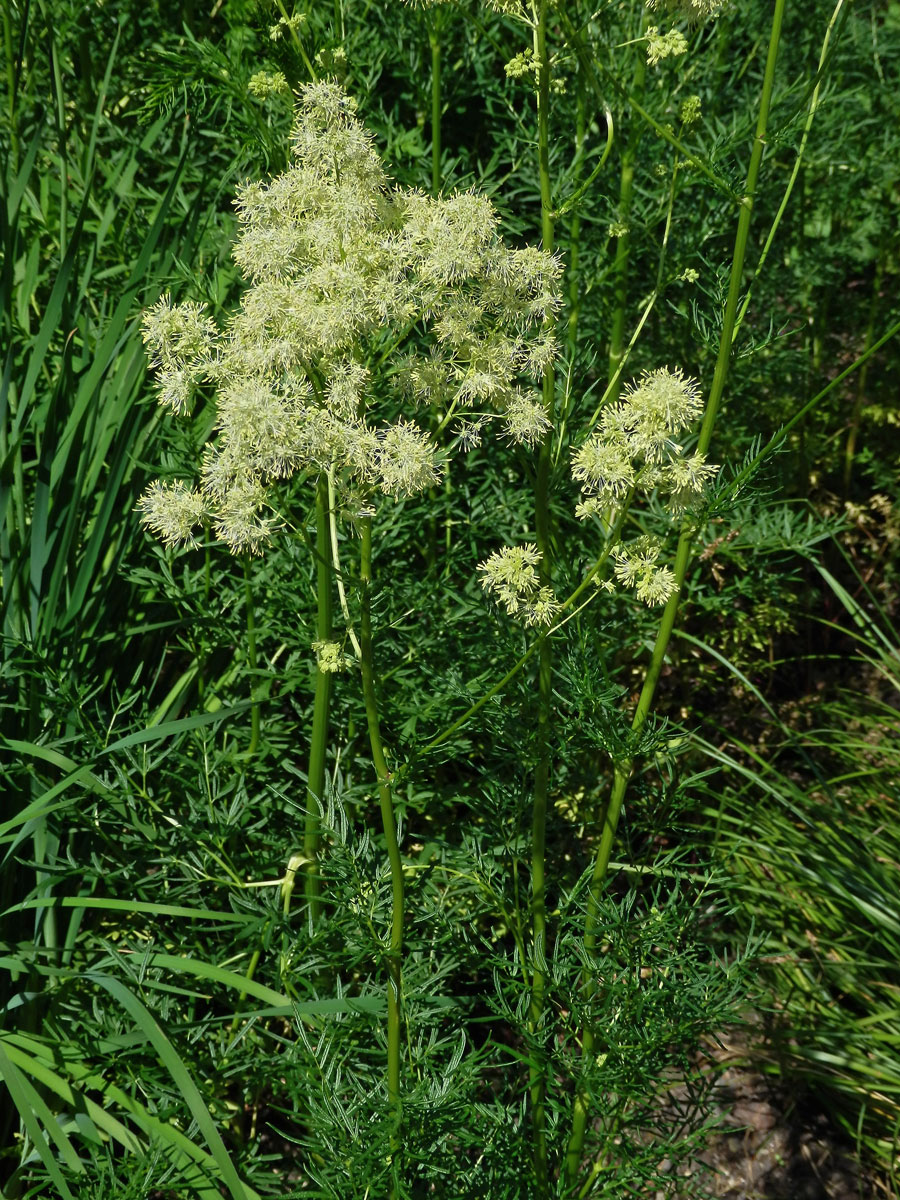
xmin=566 ymin=75 xmax=588 ymax=359
xmin=303 ymin=473 xmax=334 ymax=922
xmin=359 ymin=516 xmax=404 ymax=1163
xmin=734 ymin=0 xmax=845 ymax=343
xmin=565 ymin=0 xmax=787 ymax=1187
xmin=429 ymin=26 xmax=442 ymax=196
xmin=424 ymin=19 xmax=445 ymax=568
xmin=529 ymin=3 xmax=555 ymax=1192
xmin=607 ymin=41 xmax=646 ymax=393
xmin=243 ymin=559 xmax=261 ymax=757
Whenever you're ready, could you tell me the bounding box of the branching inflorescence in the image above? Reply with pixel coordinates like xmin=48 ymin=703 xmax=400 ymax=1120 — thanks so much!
xmin=139 ymin=81 xmax=562 ymax=555
xmin=572 ymin=367 xmax=718 ymax=605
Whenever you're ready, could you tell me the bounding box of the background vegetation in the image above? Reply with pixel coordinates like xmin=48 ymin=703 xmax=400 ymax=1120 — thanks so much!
xmin=1 ymin=0 xmax=898 ymax=1196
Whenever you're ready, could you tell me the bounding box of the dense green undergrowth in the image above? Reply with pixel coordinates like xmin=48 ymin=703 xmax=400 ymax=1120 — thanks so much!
xmin=2 ymin=0 xmax=899 ymax=1196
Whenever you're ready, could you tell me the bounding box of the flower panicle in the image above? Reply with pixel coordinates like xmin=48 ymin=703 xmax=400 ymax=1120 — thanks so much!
xmin=571 ymin=366 xmax=719 ymax=605
xmin=573 ymin=366 xmax=717 ymax=516
xmin=479 ymin=544 xmax=559 ymax=628
xmin=612 ymin=536 xmax=678 ymax=606
xmin=140 ymin=80 xmax=560 ymax=556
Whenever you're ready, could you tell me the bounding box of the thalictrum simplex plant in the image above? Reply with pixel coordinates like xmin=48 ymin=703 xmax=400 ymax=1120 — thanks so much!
xmin=5 ymin=0 xmax=900 ymax=1194
xmin=138 ymin=0 xmax=897 ymax=1191
xmin=139 ymin=79 xmax=562 ymax=1180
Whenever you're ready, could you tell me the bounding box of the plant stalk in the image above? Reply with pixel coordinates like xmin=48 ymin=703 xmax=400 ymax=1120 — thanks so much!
xmin=566 ymin=74 xmax=588 ymax=359
xmin=429 ymin=26 xmax=442 ymax=197
xmin=243 ymin=559 xmax=261 ymax=756
xmin=359 ymin=516 xmax=404 ymax=1153
xmin=528 ymin=2 xmax=556 ymax=1191
xmin=565 ymin=0 xmax=787 ymax=1186
xmin=303 ymin=473 xmax=334 ymax=922
xmin=607 ymin=39 xmax=646 ymax=394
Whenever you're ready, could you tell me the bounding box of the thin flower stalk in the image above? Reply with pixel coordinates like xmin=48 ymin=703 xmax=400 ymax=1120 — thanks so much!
xmin=566 ymin=76 xmax=588 ymax=359
xmin=303 ymin=473 xmax=334 ymax=921
xmin=555 ymin=7 xmax=741 ymax=204
xmin=419 ymin=494 xmax=635 ymax=764
xmin=242 ymin=559 xmax=261 ymax=756
xmin=735 ymin=0 xmax=846 ymax=343
xmin=430 ymin=24 xmax=442 ymax=196
xmin=607 ymin=32 xmax=647 ymax=394
xmin=358 ymin=516 xmax=405 ymax=1154
xmin=529 ymin=1 xmax=556 ymax=1191
xmin=565 ymin=0 xmax=788 ymax=1186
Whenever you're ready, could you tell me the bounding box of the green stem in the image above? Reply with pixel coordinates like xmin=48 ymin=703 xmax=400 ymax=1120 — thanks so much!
xmin=304 ymin=474 xmax=334 ymax=922
xmin=587 ymin=288 xmax=658 ymax=431
xmin=733 ymin=0 xmax=846 ymax=342
xmin=529 ymin=3 xmax=555 ymax=1190
xmin=425 ymin=21 xmax=445 ymax=577
xmin=555 ymin=8 xmax=740 ymax=204
xmin=274 ymin=0 xmax=317 ymax=81
xmin=556 ymin=106 xmax=614 ymax=224
xmin=654 ymin=127 xmax=683 ymax=297
xmin=429 ymin=27 xmax=442 ymax=196
xmin=566 ymin=75 xmax=588 ymax=359
xmin=327 ymin=469 xmax=362 ymax=661
xmin=243 ymin=559 xmax=260 ymax=757
xmin=417 ymin=498 xmax=635 ymax=763
xmin=565 ymin=0 xmax=787 ymax=1187
xmin=607 ymin=42 xmax=646 ymax=394
xmin=359 ymin=516 xmax=404 ymax=1158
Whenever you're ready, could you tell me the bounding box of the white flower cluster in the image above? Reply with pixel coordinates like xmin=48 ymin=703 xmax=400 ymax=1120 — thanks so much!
xmin=573 ymin=368 xmax=715 ymax=515
xmin=139 ymin=82 xmax=561 ymax=554
xmin=646 ymin=0 xmax=727 ymax=22
xmin=611 ymin=536 xmax=678 ymax=606
xmin=572 ymin=367 xmax=717 ymax=605
xmin=478 ymin=544 xmax=559 ymax=628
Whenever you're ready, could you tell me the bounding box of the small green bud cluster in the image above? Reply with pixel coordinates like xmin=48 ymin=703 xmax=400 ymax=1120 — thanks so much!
xmin=505 ymin=48 xmax=538 ymax=79
xmin=572 ymin=368 xmax=717 ymax=605
xmin=646 ymin=27 xmax=688 ymax=66
xmin=139 ymin=82 xmax=561 ymax=554
xmin=478 ymin=544 xmax=559 ymax=628
xmin=248 ymin=70 xmax=291 ymax=100
xmin=679 ymin=94 xmax=702 ymax=126
xmin=313 ymin=640 xmax=347 ymax=673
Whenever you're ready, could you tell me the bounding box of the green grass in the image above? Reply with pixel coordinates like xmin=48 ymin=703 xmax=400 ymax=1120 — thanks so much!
xmin=696 ymin=552 xmax=900 ymax=1178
